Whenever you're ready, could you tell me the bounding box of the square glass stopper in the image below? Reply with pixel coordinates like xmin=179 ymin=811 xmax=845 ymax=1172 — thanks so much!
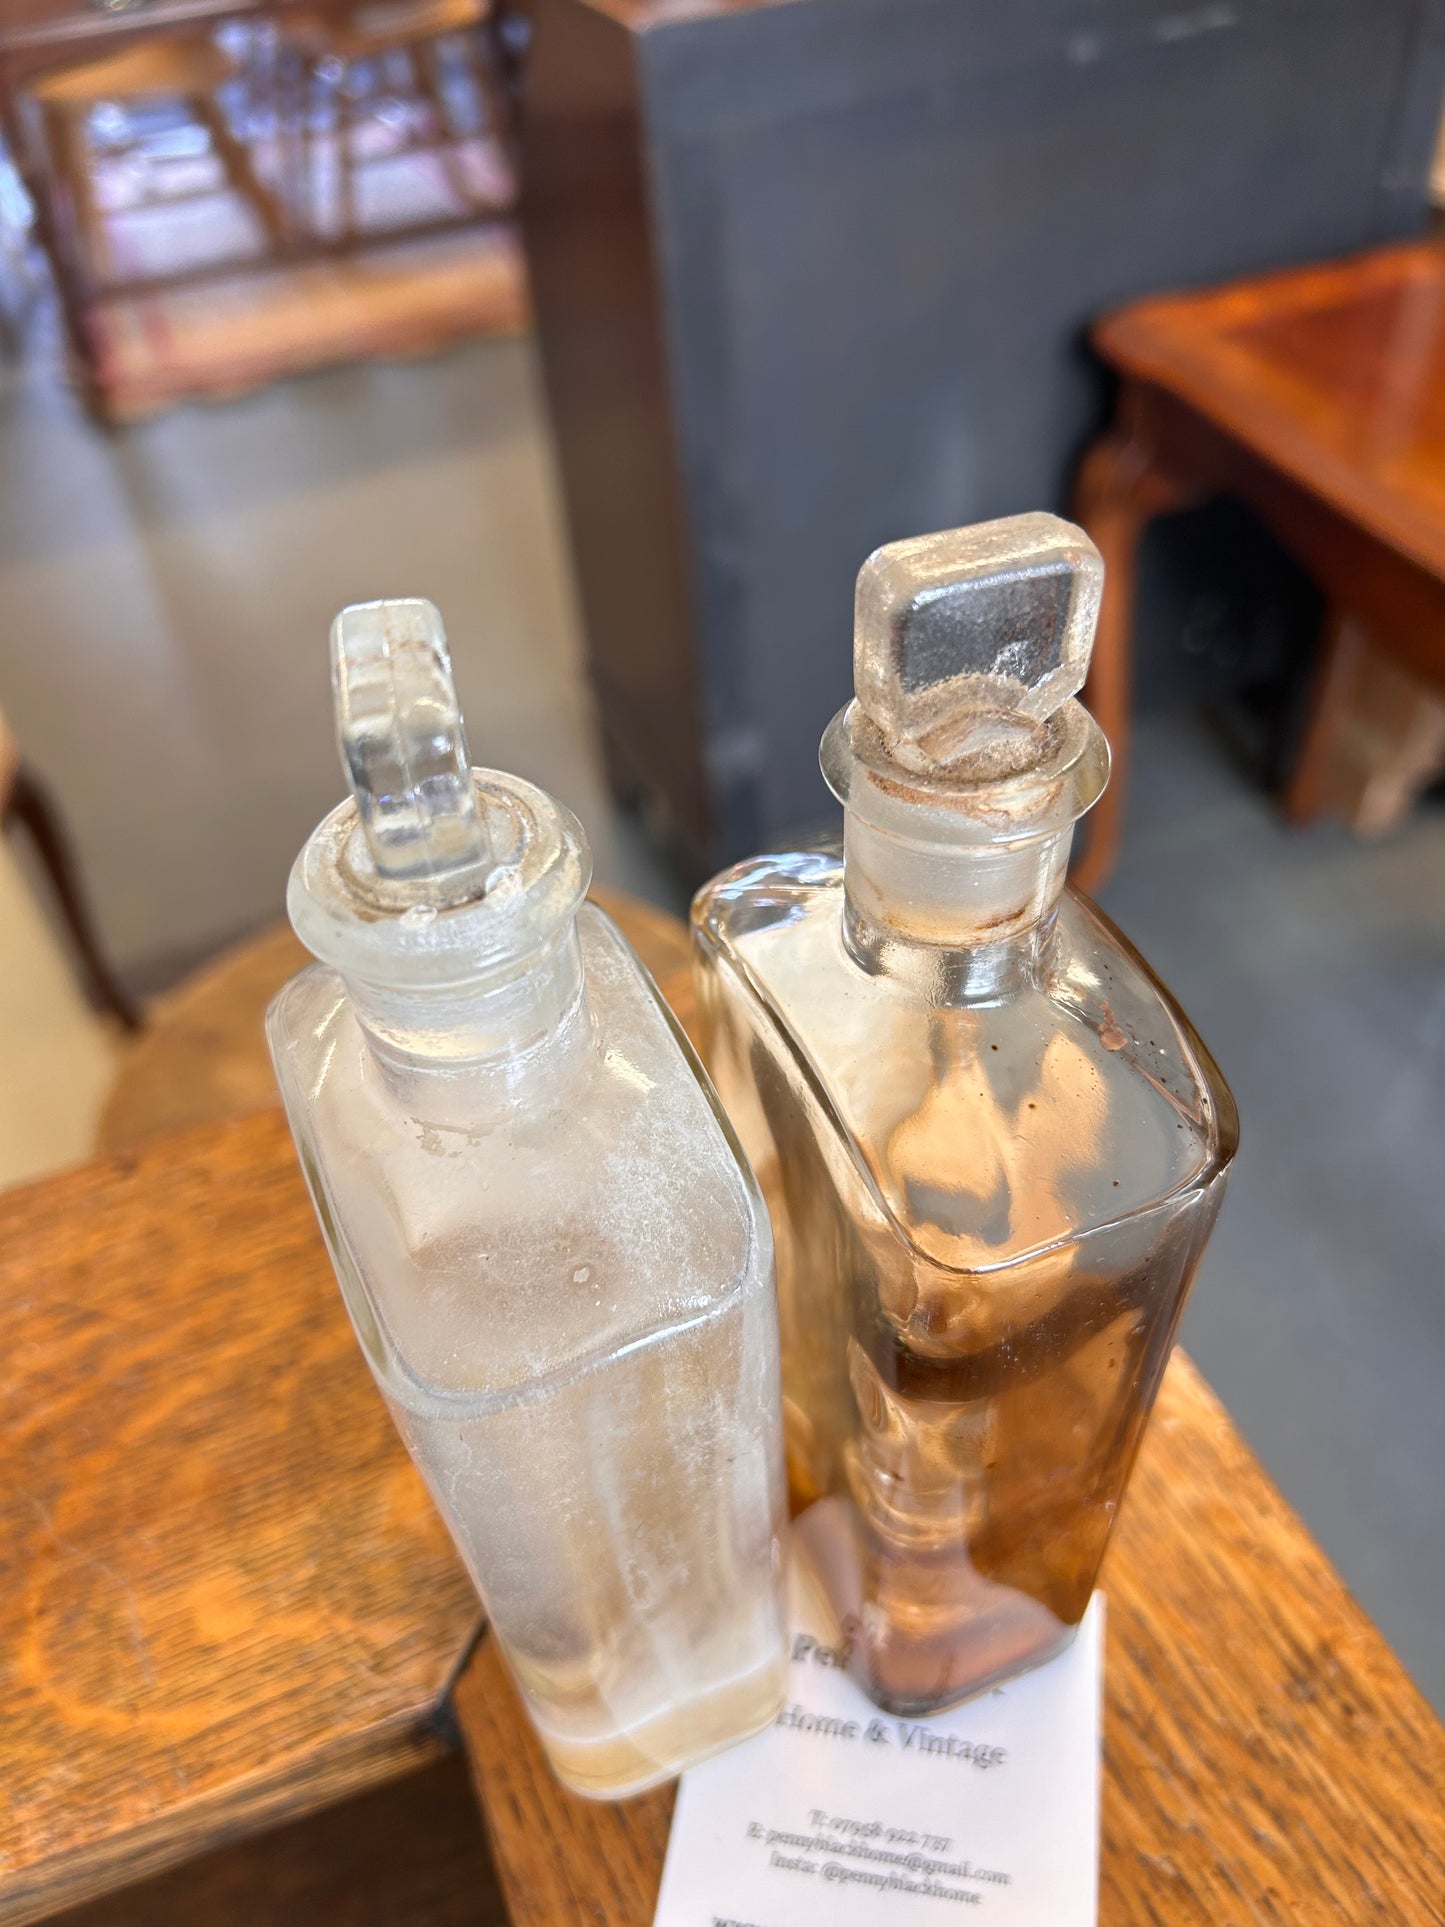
xmin=853 ymin=513 xmax=1104 ymax=774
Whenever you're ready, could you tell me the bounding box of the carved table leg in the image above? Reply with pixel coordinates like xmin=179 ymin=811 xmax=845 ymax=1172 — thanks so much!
xmin=1070 ymin=426 xmax=1199 ymax=894
xmin=1282 ymin=609 xmax=1369 ymax=826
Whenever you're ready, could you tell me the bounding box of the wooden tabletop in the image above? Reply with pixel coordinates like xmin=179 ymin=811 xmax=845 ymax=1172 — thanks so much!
xmin=0 ymin=891 xmax=690 ymax=1925
xmin=3 ymin=895 xmax=1442 ymax=1924
xmin=0 ymin=1108 xmax=481 ymax=1926
xmin=460 ymin=1349 xmax=1445 ymax=1925
xmin=1094 ymin=240 xmax=1445 ymax=585
xmin=461 ymin=953 xmax=1445 ymax=1921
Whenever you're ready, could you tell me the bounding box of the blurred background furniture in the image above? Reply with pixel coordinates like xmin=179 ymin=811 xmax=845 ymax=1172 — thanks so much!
xmin=279 ymin=0 xmax=514 ymax=245
xmin=6 ymin=893 xmax=1440 ymax=1923
xmin=521 ymin=0 xmax=1445 ymax=873
xmin=28 ymin=31 xmax=285 ymax=291
xmin=0 ymin=0 xmax=521 ymax=420
xmin=1074 ymin=241 xmax=1445 ymax=890
xmin=1 ymin=2 xmax=285 ymax=393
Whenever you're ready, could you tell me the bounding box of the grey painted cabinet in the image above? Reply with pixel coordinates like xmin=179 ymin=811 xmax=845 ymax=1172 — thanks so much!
xmin=522 ymin=0 xmax=1445 ymax=868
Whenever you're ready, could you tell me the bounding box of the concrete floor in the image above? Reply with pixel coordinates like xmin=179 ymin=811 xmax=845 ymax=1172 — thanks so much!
xmin=0 ymin=317 xmax=672 ymax=987
xmin=1100 ymin=714 xmax=1445 ymax=1718
xmin=0 ymin=326 xmax=1440 ymax=1714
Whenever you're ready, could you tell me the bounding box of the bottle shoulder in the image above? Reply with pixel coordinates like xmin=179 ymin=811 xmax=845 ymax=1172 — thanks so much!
xmin=269 ymin=906 xmax=770 ymax=1410
xmin=693 ymin=850 xmax=1236 ymax=1272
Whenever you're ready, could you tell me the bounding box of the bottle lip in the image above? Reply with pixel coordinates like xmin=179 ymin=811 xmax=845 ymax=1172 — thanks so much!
xmin=820 ymin=698 xmax=1109 ymax=848
xmin=287 ymin=768 xmax=591 ymax=990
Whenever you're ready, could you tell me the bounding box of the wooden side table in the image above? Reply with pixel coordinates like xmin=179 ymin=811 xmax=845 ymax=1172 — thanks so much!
xmin=3 ymin=895 xmax=1442 ymax=1923
xmin=1073 ymin=241 xmax=1445 ymax=891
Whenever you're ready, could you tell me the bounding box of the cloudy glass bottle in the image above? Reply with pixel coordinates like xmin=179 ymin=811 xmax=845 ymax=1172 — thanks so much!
xmin=692 ymin=515 xmax=1237 ymax=1716
xmin=268 ymin=598 xmax=788 ymax=1797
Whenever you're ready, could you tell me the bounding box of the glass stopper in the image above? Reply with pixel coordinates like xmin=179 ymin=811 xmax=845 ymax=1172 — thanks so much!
xmin=853 ymin=513 xmax=1104 ymax=775
xmin=331 ymin=597 xmax=493 ymax=889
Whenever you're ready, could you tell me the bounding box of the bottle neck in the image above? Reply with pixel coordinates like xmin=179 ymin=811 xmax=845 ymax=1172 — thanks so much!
xmin=841 ymin=811 xmax=1072 ymax=1002
xmin=346 ymin=921 xmax=591 ymax=1114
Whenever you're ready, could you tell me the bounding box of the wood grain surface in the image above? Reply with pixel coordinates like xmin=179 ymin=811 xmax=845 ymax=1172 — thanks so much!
xmin=11 ymin=892 xmax=1444 ymax=1927
xmin=1 ymin=891 xmax=692 ymax=1922
xmin=473 ymin=943 xmax=1443 ymax=1921
xmin=458 ymin=1358 xmax=1445 ymax=1925
xmin=1093 ymin=242 xmax=1445 ymax=585
xmin=0 ymin=1109 xmax=481 ymax=1924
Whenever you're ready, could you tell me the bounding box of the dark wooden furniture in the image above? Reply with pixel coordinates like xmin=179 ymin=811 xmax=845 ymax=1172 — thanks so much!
xmin=0 ymin=0 xmax=514 ymax=418
xmin=28 ymin=31 xmax=287 ymax=288
xmin=0 ymin=0 xmax=511 ymax=247
xmin=522 ymin=0 xmax=1445 ymax=873
xmin=1074 ymin=241 xmax=1445 ymax=890
xmin=281 ymin=0 xmax=512 ymax=244
xmin=0 ymin=2 xmax=291 ymax=351
xmin=5 ymin=895 xmax=1443 ymax=1922
xmin=0 ymin=723 xmax=140 ymax=1033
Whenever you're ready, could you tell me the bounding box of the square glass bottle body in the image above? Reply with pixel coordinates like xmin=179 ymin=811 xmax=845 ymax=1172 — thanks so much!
xmin=693 ymin=850 xmax=1236 ymax=1716
xmin=270 ymin=905 xmax=789 ymax=1796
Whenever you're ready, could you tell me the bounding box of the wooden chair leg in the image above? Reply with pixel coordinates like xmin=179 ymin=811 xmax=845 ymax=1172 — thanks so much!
xmin=274 ymin=44 xmax=307 ymax=243
xmin=1282 ymin=610 xmax=1368 ymax=827
xmin=249 ymin=25 xmax=307 ymax=250
xmin=42 ymin=100 xmax=112 ymax=289
xmin=3 ymin=763 xmax=143 ymax=1032
xmin=413 ymin=40 xmax=477 ymax=209
xmin=336 ymin=64 xmax=358 ymax=243
xmin=27 ymin=99 xmax=115 ymax=416
xmin=190 ymin=90 xmax=290 ymax=251
xmin=0 ymin=92 xmax=63 ymax=362
xmin=478 ymin=8 xmax=524 ymax=162
xmin=1069 ymin=427 xmax=1199 ymax=894
xmin=463 ymin=24 xmax=519 ymax=176
xmin=298 ymin=57 xmax=323 ymax=241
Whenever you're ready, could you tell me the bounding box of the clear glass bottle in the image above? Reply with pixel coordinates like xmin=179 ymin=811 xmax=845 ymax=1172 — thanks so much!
xmin=692 ymin=515 xmax=1237 ymax=1717
xmin=268 ymin=598 xmax=788 ymax=1798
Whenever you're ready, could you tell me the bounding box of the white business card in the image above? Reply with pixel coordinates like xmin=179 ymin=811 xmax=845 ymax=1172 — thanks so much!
xmin=653 ymin=1571 xmax=1102 ymax=1927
